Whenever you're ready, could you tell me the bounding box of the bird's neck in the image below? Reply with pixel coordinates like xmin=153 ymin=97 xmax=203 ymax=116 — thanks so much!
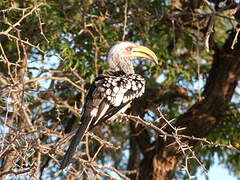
xmin=113 ymin=60 xmax=135 ymax=74
xmin=107 ymin=56 xmax=135 ymax=74
xmin=103 ymin=70 xmax=127 ymax=77
xmin=113 ymin=65 xmax=135 ymax=74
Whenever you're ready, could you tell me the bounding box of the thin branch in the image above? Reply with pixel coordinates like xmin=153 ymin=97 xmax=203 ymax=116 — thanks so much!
xmin=231 ymin=28 xmax=240 ymax=49
xmin=122 ymin=0 xmax=128 ymax=41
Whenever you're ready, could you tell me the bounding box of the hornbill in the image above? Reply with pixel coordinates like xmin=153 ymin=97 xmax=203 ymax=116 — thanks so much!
xmin=60 ymin=41 xmax=158 ymax=169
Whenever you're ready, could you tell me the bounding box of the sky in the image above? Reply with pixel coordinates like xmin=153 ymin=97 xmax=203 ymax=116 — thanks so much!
xmin=197 ymin=156 xmax=238 ymax=180
xmin=206 ymin=164 xmax=237 ymax=180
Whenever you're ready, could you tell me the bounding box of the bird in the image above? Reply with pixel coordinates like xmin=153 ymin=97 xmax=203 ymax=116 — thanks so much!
xmin=60 ymin=41 xmax=158 ymax=169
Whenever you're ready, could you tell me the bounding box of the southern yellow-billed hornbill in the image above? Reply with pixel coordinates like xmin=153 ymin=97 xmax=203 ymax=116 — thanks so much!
xmin=60 ymin=41 xmax=158 ymax=169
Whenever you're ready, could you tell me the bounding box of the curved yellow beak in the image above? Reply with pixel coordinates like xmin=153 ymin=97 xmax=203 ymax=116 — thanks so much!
xmin=130 ymin=45 xmax=158 ymax=64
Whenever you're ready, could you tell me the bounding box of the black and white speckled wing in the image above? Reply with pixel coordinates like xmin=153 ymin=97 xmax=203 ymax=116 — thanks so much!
xmin=60 ymin=71 xmax=145 ymax=169
xmin=88 ymin=72 xmax=145 ymax=126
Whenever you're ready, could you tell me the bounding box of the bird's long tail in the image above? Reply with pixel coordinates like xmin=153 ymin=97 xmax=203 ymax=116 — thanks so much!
xmin=60 ymin=116 xmax=93 ymax=169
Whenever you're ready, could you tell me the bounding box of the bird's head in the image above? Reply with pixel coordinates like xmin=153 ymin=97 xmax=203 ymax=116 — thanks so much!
xmin=107 ymin=41 xmax=158 ymax=74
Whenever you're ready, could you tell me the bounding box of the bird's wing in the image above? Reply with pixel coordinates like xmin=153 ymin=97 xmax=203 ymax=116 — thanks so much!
xmin=89 ymin=72 xmax=145 ymax=127
xmin=60 ymin=72 xmax=145 ymax=169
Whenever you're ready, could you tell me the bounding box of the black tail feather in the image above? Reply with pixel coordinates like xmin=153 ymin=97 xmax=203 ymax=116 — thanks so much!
xmin=60 ymin=117 xmax=93 ymax=169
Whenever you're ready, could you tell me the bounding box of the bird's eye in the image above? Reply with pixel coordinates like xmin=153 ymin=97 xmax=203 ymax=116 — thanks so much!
xmin=126 ymin=47 xmax=132 ymax=51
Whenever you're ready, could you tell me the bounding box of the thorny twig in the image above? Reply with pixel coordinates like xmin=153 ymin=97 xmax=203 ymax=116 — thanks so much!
xmin=124 ymin=113 xmax=239 ymax=179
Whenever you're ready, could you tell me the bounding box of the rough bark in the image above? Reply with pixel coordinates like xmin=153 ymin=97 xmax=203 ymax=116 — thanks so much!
xmin=137 ymin=31 xmax=240 ymax=180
